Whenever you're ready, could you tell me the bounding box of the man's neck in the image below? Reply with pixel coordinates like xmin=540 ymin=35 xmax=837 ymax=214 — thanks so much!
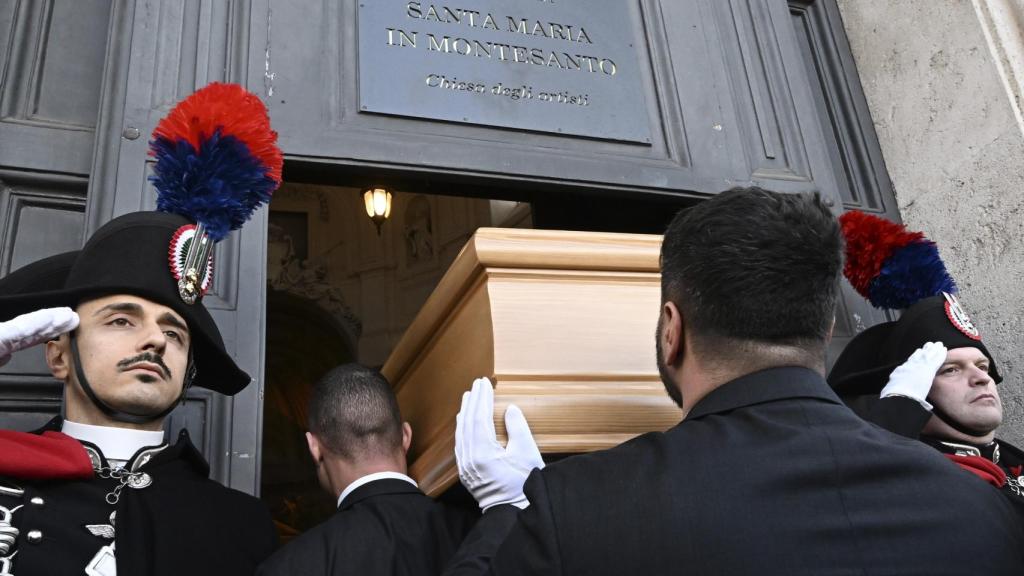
xmin=324 ymin=458 xmax=408 ymax=502
xmin=924 ymin=427 xmax=996 ymax=446
xmin=336 ymin=470 xmax=417 ymax=508
xmin=64 ymin=392 xmax=165 ymax=431
xmin=921 ymin=434 xmax=1001 ymax=463
xmin=922 ymin=417 xmax=996 ymax=445
xmin=678 ymin=347 xmax=824 ymax=416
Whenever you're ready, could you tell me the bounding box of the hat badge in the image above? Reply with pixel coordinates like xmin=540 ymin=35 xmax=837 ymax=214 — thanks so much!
xmin=169 ymin=224 xmax=214 ymax=304
xmin=943 ymin=292 xmax=981 ymax=341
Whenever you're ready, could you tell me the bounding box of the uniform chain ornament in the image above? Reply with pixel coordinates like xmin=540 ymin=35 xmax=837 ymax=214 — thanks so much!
xmin=95 ymin=466 xmax=152 ymax=505
xmin=1008 ymin=475 xmax=1024 ymax=497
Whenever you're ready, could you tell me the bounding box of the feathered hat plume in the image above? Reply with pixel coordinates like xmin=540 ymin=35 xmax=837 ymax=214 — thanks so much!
xmin=838 ymin=211 xmax=956 ymax=309
xmin=148 ymin=82 xmax=283 ymax=241
xmin=148 ymin=82 xmax=282 ymax=304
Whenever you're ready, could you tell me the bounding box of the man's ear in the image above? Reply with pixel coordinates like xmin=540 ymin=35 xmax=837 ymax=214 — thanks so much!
xmin=46 ymin=335 xmax=70 ymax=381
xmin=400 ymin=422 xmax=412 ymax=456
xmin=305 ymin=431 xmax=323 ymax=465
xmin=660 ymin=301 xmax=684 ymax=368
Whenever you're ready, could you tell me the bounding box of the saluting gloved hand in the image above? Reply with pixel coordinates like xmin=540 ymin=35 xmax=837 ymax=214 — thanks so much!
xmin=0 ymin=307 xmax=79 ymax=367
xmin=880 ymin=341 xmax=947 ymax=411
xmin=455 ymin=377 xmax=544 ymax=512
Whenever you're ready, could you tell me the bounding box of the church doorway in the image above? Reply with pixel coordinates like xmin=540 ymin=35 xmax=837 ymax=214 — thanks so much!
xmin=259 ymin=179 xmax=539 ymax=539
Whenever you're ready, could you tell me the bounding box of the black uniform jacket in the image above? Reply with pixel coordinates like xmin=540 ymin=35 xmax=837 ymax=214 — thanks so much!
xmin=0 ymin=418 xmax=277 ymax=576
xmin=444 ymin=367 xmax=1024 ymax=576
xmin=851 ymin=395 xmax=1024 ymax=520
xmin=257 ymin=478 xmax=476 ymax=576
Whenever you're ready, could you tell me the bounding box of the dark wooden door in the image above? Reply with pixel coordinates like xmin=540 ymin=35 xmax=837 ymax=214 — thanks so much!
xmin=0 ymin=0 xmax=111 ymax=429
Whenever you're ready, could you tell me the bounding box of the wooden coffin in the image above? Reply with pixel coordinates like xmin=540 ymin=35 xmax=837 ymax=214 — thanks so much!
xmin=382 ymin=228 xmax=683 ymax=497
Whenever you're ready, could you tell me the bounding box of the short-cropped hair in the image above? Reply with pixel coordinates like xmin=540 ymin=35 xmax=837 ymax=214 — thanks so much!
xmin=307 ymin=364 xmax=403 ymax=460
xmin=661 ymin=187 xmax=842 ymax=355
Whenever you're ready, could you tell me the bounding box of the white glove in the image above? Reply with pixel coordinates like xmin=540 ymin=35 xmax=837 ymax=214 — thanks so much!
xmin=0 ymin=307 xmax=79 ymax=367
xmin=880 ymin=341 xmax=947 ymax=411
xmin=455 ymin=377 xmax=544 ymax=512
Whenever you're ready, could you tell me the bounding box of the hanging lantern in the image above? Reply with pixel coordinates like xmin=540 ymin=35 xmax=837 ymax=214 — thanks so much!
xmin=362 ymin=186 xmax=393 ymax=235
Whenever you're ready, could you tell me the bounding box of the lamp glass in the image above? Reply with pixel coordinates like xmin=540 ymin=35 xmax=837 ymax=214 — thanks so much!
xmin=373 ymin=190 xmax=389 ymax=216
xmin=363 ymin=190 xmax=376 ymax=218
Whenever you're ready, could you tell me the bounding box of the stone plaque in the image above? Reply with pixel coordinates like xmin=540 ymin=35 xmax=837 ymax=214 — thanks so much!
xmin=358 ymin=1 xmax=653 ymax=144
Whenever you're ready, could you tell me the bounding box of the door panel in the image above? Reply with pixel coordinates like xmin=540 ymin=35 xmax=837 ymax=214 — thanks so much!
xmin=0 ymin=0 xmax=105 ymax=431
xmin=0 ymin=0 xmax=112 ymax=174
xmin=787 ymin=0 xmax=899 ymax=364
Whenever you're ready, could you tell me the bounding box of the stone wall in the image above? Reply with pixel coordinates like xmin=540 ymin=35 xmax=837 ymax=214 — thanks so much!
xmin=836 ymin=0 xmax=1024 ymax=444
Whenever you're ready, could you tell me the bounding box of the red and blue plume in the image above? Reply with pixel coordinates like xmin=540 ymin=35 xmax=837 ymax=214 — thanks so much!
xmin=839 ymin=211 xmax=956 ymax=309
xmin=148 ymin=82 xmax=283 ymax=241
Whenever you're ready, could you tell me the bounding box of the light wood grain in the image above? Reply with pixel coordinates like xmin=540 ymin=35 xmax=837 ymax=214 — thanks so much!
xmin=383 ymin=228 xmax=682 ymax=497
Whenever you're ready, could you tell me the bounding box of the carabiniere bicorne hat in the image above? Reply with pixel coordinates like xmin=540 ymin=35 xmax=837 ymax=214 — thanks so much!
xmin=827 ymin=211 xmax=1001 ymax=398
xmin=828 ymin=293 xmax=1001 ymax=397
xmin=0 ymin=82 xmax=282 ymax=409
xmin=0 ymin=212 xmax=247 ymax=394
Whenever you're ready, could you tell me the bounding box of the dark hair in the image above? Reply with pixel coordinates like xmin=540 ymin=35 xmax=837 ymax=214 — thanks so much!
xmin=661 ymin=187 xmax=842 ymax=359
xmin=307 ymin=364 xmax=404 ymax=460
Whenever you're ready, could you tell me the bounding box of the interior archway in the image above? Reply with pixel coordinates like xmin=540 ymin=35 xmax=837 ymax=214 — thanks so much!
xmin=261 ymin=289 xmax=356 ymax=542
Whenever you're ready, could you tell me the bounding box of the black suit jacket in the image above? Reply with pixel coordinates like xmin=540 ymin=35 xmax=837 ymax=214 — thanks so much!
xmin=445 ymin=367 xmax=1024 ymax=575
xmin=258 ymin=478 xmax=477 ymax=576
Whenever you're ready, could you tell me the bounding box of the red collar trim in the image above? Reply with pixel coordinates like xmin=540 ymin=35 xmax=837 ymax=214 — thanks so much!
xmin=0 ymin=430 xmax=93 ymax=480
xmin=945 ymin=453 xmax=1006 ymax=488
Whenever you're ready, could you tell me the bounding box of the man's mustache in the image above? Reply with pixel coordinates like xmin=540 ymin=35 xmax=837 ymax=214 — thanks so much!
xmin=117 ymin=352 xmax=172 ymax=379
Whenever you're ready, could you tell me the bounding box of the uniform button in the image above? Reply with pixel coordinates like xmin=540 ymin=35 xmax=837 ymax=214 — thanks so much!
xmin=29 ymin=496 xmax=44 ymax=506
xmin=27 ymin=529 xmax=43 ymax=543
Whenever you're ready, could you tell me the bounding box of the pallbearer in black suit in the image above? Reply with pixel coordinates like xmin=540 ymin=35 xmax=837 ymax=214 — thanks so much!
xmin=256 ymin=365 xmax=475 ymax=576
xmin=0 ymin=83 xmax=282 ymax=576
xmin=444 ymin=187 xmax=1024 ymax=576
xmin=829 ymin=211 xmax=1024 ymax=517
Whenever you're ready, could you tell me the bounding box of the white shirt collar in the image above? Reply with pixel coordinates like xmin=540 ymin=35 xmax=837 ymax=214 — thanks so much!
xmin=61 ymin=420 xmax=166 ymax=464
xmin=337 ymin=471 xmax=418 ymax=508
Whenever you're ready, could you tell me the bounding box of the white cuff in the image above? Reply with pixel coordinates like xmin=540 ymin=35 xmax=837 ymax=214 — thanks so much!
xmin=881 ymin=392 xmax=933 ymax=412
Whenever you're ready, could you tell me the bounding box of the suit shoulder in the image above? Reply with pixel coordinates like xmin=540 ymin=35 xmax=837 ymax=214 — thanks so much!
xmin=540 ymin=430 xmax=667 ymax=485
